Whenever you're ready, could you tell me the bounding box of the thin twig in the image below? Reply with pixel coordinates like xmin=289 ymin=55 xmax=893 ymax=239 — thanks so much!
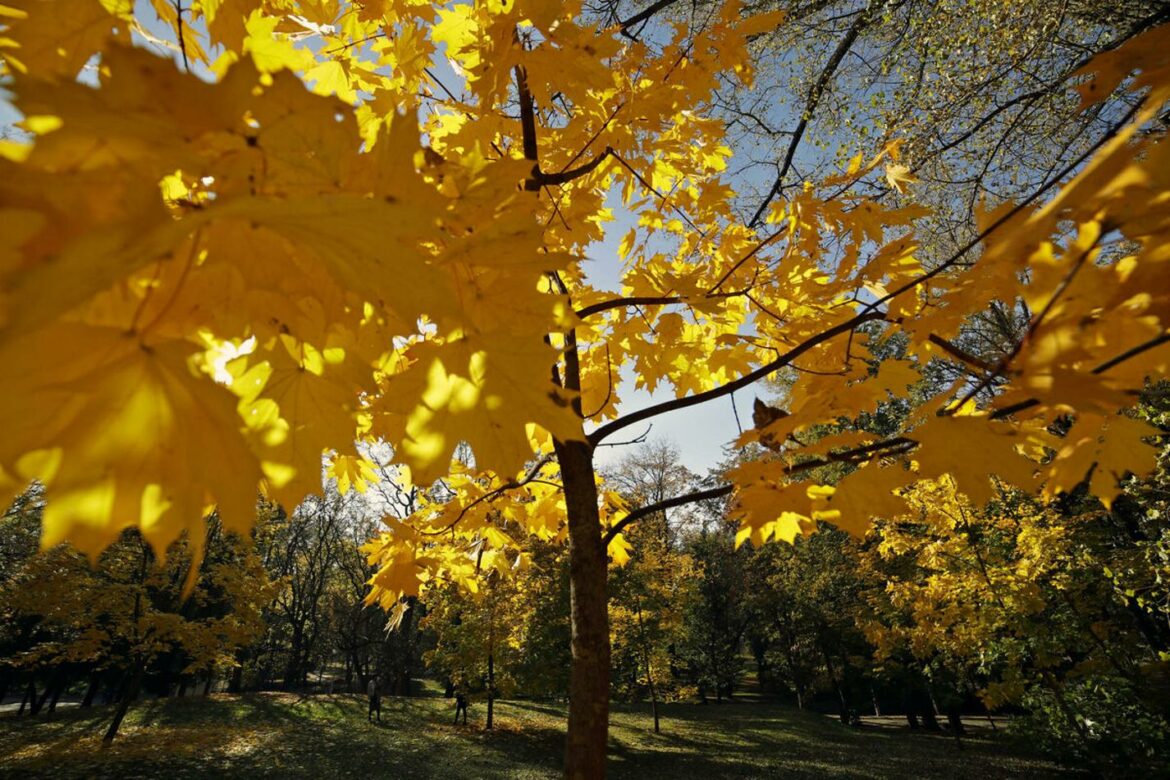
xmin=594 ymin=424 xmax=654 ymax=449
xmin=173 ymin=0 xmax=189 ymax=72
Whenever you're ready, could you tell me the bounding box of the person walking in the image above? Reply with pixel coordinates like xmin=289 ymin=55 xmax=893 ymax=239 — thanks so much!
xmin=454 ymin=680 xmax=469 ymax=726
xmin=367 ymin=678 xmax=381 ymax=724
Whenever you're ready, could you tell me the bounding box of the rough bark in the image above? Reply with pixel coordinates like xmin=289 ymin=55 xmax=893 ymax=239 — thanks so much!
xmin=556 ymin=437 xmax=610 ymax=780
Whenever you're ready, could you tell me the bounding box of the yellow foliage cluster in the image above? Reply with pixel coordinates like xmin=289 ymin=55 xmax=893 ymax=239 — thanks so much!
xmin=0 ymin=0 xmax=1168 ymax=608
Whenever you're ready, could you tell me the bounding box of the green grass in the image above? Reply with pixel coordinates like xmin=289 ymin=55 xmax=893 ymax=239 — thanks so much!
xmin=0 ymin=690 xmax=1079 ymax=779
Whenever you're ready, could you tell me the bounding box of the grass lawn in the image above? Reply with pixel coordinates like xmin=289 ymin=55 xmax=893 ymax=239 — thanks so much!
xmin=0 ymin=690 xmax=1080 ymax=779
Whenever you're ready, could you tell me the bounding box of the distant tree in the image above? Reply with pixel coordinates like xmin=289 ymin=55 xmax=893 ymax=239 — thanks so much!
xmin=422 ymin=558 xmax=527 ymax=730
xmin=677 ymin=511 xmax=751 ymax=705
xmin=510 ymin=541 xmax=573 ymax=699
xmin=0 ymin=503 xmax=270 ymax=742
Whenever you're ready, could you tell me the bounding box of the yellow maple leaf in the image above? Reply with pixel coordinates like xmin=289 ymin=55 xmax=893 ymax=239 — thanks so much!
xmin=884 ymin=162 xmax=918 ymax=194
xmin=1043 ymin=414 xmax=1160 ymax=508
xmin=0 ymin=324 xmax=261 ymax=560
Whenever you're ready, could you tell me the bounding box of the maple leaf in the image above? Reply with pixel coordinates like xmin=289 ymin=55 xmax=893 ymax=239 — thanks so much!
xmin=327 ymin=452 xmax=380 ymax=494
xmin=375 ymin=334 xmax=579 ymax=485
xmin=910 ymin=412 xmax=1040 ymax=506
xmin=607 ymin=532 xmax=633 ymax=567
xmin=0 ymin=324 xmax=260 ymax=559
xmin=884 ymin=162 xmax=918 ymax=194
xmin=1 ymin=0 xmax=131 ymax=77
xmin=231 ymin=336 xmax=365 ymax=506
xmin=1043 ymin=414 xmax=1161 ymax=508
xmin=825 ymin=462 xmax=916 ymax=536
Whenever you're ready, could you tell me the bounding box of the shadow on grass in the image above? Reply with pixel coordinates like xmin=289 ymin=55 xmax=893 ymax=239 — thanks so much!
xmin=0 ymin=693 xmax=1082 ymax=780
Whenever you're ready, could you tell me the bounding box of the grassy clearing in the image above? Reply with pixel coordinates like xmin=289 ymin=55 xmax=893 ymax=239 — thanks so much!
xmin=0 ymin=691 xmax=1079 ymax=779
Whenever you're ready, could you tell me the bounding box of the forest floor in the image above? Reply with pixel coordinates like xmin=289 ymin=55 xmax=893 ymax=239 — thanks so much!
xmin=0 ymin=688 xmax=1082 ymax=779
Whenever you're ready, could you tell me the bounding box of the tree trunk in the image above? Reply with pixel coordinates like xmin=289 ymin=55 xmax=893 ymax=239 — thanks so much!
xmin=33 ymin=675 xmax=54 ymax=715
xmin=81 ymin=672 xmax=100 ymax=709
xmin=283 ymin=626 xmax=303 ymax=691
xmin=19 ymin=680 xmax=35 ymax=717
xmin=918 ymin=682 xmax=941 ymax=732
xmin=818 ymin=639 xmax=848 ymax=724
xmin=229 ymin=666 xmax=242 ymax=693
xmin=203 ymin=676 xmax=213 ymax=696
xmin=1042 ymin=672 xmax=1101 ymax=775
xmin=634 ymin=597 xmax=660 ymax=734
xmin=555 ymin=438 xmax=610 ymax=780
xmin=982 ymin=698 xmax=998 ymax=732
xmin=47 ymin=675 xmax=66 ymax=713
xmin=946 ymin=702 xmax=965 ymax=748
xmin=104 ymin=661 xmax=145 ymax=745
xmin=486 ymin=650 xmax=495 ymax=731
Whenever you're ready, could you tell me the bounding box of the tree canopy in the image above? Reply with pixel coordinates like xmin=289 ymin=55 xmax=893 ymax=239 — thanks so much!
xmin=2 ymin=0 xmax=1170 ymax=775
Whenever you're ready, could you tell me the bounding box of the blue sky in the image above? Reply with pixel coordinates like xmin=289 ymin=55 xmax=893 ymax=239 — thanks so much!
xmin=583 ymin=192 xmax=747 ymax=477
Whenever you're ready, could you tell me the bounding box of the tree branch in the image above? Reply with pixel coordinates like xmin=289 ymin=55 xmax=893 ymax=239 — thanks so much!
xmin=575 ymin=284 xmax=755 ymax=319
xmin=747 ymin=6 xmax=872 ymax=228
xmin=1091 ymin=330 xmax=1170 ymax=376
xmin=603 ymin=435 xmax=918 ymax=542
xmin=858 ymin=100 xmax=1141 ymax=320
xmin=595 ymin=424 xmax=653 ymax=448
xmin=604 ymin=484 xmax=733 ymax=545
xmin=783 ymin=436 xmax=917 ymax=477
xmin=611 ymin=150 xmax=705 ymax=235
xmin=949 ymin=229 xmax=1102 ymax=414
xmin=618 ymin=0 xmax=681 ymax=39
xmin=528 ymin=147 xmax=614 ymax=191
xmin=420 ymin=454 xmax=556 ymax=536
xmin=588 ymin=309 xmax=887 ymax=445
xmin=928 ymin=334 xmax=1001 ymax=375
xmin=989 ymin=329 xmax=1170 ymax=421
xmin=576 ymin=295 xmax=686 ymax=319
xmin=582 ymin=343 xmax=614 ymax=419
xmin=514 ymin=63 xmax=539 ymax=163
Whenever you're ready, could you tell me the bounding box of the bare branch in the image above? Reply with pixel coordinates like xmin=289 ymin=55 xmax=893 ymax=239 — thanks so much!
xmin=595 ymin=424 xmax=654 ymax=449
